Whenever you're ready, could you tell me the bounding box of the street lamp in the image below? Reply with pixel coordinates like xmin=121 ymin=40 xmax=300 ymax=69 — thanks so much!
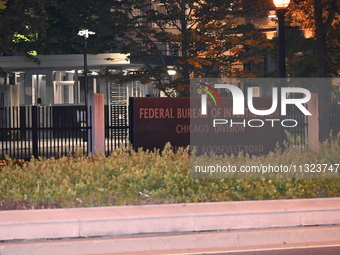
xmin=273 ymin=0 xmax=290 ymax=8
xmin=167 ymin=66 xmax=176 ymax=82
xmin=273 ymin=0 xmax=290 ymax=78
xmin=78 ymin=29 xmax=96 ymax=104
xmin=167 ymin=66 xmax=176 ymax=76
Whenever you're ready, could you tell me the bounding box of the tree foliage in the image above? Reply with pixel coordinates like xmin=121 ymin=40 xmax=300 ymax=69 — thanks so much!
xmin=109 ymin=0 xmax=272 ymax=95
xmin=0 ymin=0 xmax=54 ymax=54
xmin=289 ymin=0 xmax=340 ymax=77
xmin=0 ymin=0 xmax=273 ymax=95
xmin=1 ymin=0 xmax=339 ymax=96
xmin=0 ymin=0 xmax=278 ymax=95
xmin=0 ymin=0 xmax=129 ymax=55
xmin=288 ymin=0 xmax=340 ymax=142
xmin=0 ymin=1 xmax=6 ymax=10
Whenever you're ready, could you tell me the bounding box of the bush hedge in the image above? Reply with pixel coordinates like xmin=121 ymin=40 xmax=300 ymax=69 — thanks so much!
xmin=1 ymin=136 xmax=340 ymax=208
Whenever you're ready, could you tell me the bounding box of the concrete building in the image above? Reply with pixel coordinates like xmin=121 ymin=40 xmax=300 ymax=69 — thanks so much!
xmin=0 ymin=53 xmax=159 ymax=108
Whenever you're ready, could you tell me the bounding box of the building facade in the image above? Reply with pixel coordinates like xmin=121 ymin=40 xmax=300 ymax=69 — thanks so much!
xmin=0 ymin=53 xmax=160 ymax=108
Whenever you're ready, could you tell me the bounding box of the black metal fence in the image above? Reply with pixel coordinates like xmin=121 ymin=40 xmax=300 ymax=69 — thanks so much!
xmin=284 ymin=103 xmax=340 ymax=145
xmin=105 ymin=105 xmax=129 ymax=155
xmin=285 ymin=104 xmax=308 ymax=144
xmin=331 ymin=103 xmax=340 ymax=135
xmin=0 ymin=105 xmax=130 ymax=160
xmin=0 ymin=106 xmax=91 ymax=160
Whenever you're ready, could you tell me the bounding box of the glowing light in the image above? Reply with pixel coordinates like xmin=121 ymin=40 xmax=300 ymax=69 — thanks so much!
xmin=273 ymin=0 xmax=290 ymax=8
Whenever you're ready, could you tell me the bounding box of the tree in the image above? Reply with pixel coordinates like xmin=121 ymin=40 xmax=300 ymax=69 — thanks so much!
xmin=0 ymin=1 xmax=6 ymax=10
xmin=34 ymin=0 xmax=131 ymax=55
xmin=267 ymin=30 xmax=317 ymax=78
xmin=107 ymin=0 xmax=272 ymax=96
xmin=290 ymin=0 xmax=340 ymax=141
xmin=0 ymin=0 xmax=55 ymax=54
xmin=290 ymin=0 xmax=339 ymax=77
xmin=0 ymin=0 xmax=127 ymax=55
xmin=0 ymin=0 xmax=273 ymax=96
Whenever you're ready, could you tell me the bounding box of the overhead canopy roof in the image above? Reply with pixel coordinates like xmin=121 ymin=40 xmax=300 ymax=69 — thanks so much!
xmin=0 ymin=53 xmax=143 ymax=72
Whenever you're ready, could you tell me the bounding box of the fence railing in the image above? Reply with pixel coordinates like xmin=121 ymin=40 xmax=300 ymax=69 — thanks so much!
xmin=105 ymin=105 xmax=129 ymax=155
xmin=0 ymin=105 xmax=130 ymax=160
xmin=285 ymin=104 xmax=308 ymax=145
xmin=285 ymin=103 xmax=340 ymax=145
xmin=0 ymin=106 xmax=91 ymax=160
xmin=0 ymin=103 xmax=339 ymax=160
xmin=331 ymin=103 xmax=340 ymax=136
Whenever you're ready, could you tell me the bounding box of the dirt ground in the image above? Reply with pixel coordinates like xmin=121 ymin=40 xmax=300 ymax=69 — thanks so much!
xmin=0 ymin=199 xmax=62 ymax=210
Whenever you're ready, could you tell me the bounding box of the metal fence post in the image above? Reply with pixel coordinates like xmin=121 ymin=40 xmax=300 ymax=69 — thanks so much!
xmin=32 ymin=106 xmax=39 ymax=158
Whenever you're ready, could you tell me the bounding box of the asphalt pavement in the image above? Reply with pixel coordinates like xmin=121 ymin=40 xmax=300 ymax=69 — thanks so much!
xmin=162 ymin=244 xmax=340 ymax=255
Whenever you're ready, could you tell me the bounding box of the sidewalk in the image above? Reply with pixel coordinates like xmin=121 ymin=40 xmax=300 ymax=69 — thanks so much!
xmin=1 ymin=197 xmax=340 ymax=254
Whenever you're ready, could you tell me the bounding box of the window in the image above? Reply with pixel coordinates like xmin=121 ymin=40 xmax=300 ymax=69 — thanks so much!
xmin=151 ymin=3 xmax=180 ymax=28
xmin=32 ymin=74 xmax=46 ymax=105
xmin=53 ymin=81 xmax=75 ymax=104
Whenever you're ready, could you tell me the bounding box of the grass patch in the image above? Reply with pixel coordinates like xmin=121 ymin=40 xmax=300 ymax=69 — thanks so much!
xmin=1 ymin=136 xmax=340 ymax=209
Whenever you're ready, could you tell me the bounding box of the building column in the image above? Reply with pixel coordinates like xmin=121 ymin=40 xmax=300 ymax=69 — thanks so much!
xmin=307 ymin=93 xmax=319 ymax=149
xmin=87 ymin=93 xmax=105 ymax=155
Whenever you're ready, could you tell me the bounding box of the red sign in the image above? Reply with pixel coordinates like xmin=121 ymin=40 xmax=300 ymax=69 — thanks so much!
xmin=129 ymin=97 xmax=190 ymax=151
xmin=130 ymin=97 xmax=285 ymax=155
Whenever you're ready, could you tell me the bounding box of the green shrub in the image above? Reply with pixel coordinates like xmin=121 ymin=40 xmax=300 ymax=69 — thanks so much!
xmin=1 ymin=136 xmax=340 ymax=208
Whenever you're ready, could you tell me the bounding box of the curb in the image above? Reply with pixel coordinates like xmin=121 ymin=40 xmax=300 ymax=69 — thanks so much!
xmin=1 ymin=226 xmax=340 ymax=255
xmin=1 ymin=197 xmax=340 ymax=241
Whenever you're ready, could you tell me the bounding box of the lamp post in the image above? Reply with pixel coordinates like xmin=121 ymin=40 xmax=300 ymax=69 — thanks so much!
xmin=167 ymin=67 xmax=176 ymax=78
xmin=273 ymin=0 xmax=290 ymax=145
xmin=165 ymin=66 xmax=177 ymax=96
xmin=273 ymin=0 xmax=290 ymax=78
xmin=78 ymin=29 xmax=95 ymax=104
xmin=167 ymin=66 xmax=176 ymax=83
